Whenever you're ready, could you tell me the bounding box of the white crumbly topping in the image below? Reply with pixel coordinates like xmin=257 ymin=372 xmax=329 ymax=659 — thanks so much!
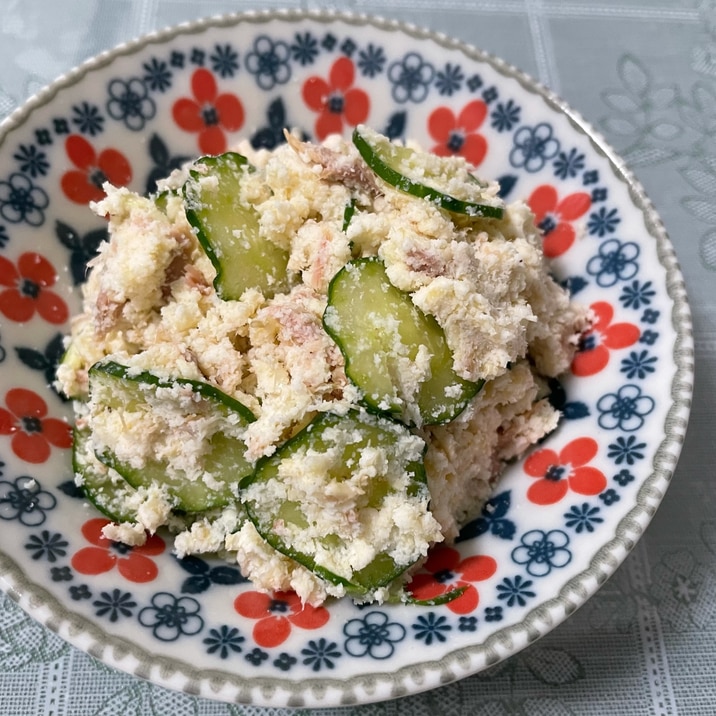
xmin=58 ymin=131 xmax=589 ymax=605
xmin=421 ymin=360 xmax=556 ymax=540
xmin=226 ymin=522 xmax=346 ymax=604
xmin=102 ymin=521 xmax=148 ymax=546
xmin=173 ymin=504 xmax=243 ymax=557
xmin=242 ymin=419 xmax=441 ymax=588
xmin=124 ymin=484 xmax=175 ymax=533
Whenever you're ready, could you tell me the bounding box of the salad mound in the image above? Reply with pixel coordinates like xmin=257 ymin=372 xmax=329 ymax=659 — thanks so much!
xmin=56 ymin=126 xmax=590 ymax=605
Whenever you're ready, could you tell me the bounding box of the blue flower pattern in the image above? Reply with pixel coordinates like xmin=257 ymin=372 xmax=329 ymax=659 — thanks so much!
xmin=357 ymin=44 xmax=386 ymax=77
xmin=245 ymin=36 xmax=291 ymax=90
xmin=69 ymin=584 xmax=91 ymax=600
xmin=13 ymin=145 xmax=50 ymax=177
xmin=93 ymin=589 xmax=137 ymax=622
xmin=71 ymin=102 xmax=105 ymax=136
xmin=412 ymin=612 xmax=452 ymax=644
xmin=553 ymin=147 xmax=585 ymax=179
xmin=563 ymin=503 xmax=604 ymax=533
xmin=388 ymin=52 xmax=435 ymax=103
xmin=343 ymin=611 xmax=406 ymax=659
xmin=607 ymin=435 xmax=647 ymax=465
xmin=458 ymin=616 xmax=478 ymax=632
xmin=273 ymin=652 xmax=297 ymax=671
xmin=106 ymin=77 xmax=156 ymax=131
xmin=142 ymin=58 xmax=172 ymax=92
xmin=203 ymin=625 xmax=245 ymax=658
xmin=597 ymin=384 xmax=655 ymax=432
xmin=0 ymin=477 xmax=56 ymax=526
xmin=0 ymin=173 xmax=49 ymax=226
xmin=50 ymin=566 xmax=72 ymax=582
xmin=291 ymin=32 xmax=319 ymax=65
xmin=510 ymin=122 xmax=560 ymax=172
xmin=640 ymin=329 xmax=659 ymax=345
xmin=491 ymin=99 xmax=521 ymax=132
xmin=245 ymin=647 xmax=269 ymax=666
xmin=613 ymin=469 xmax=635 ymax=487
xmin=435 ymin=63 xmax=464 ymax=96
xmin=24 ymin=530 xmax=67 ymax=561
xmin=588 ymin=206 xmax=621 ymax=236
xmin=511 ymin=530 xmax=572 ymax=577
xmin=175 ymin=554 xmax=248 ymax=594
xmin=620 ymin=350 xmax=657 ymax=379
xmin=620 ymin=279 xmax=656 ymax=309
xmin=210 ymin=44 xmax=240 ymax=78
xmin=496 ymin=576 xmax=536 ymax=607
xmin=301 ymin=638 xmax=342 ymax=672
xmin=138 ymin=592 xmax=203 ymax=642
xmin=587 ymin=238 xmax=640 ymax=287
xmin=599 ymin=489 xmax=621 ymax=506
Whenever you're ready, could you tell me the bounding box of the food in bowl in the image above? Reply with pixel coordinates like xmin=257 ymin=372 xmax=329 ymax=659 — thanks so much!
xmin=56 ymin=125 xmax=590 ymax=606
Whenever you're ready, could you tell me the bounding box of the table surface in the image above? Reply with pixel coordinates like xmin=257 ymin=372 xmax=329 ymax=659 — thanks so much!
xmin=0 ymin=1 xmax=713 ymax=714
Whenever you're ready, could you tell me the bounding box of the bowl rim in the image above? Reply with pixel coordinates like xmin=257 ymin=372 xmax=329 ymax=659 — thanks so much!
xmin=0 ymin=7 xmax=695 ymax=708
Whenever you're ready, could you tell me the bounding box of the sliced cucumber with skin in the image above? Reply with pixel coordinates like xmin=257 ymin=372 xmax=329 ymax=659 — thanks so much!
xmin=342 ymin=198 xmax=356 ymax=232
xmin=323 ymin=258 xmax=483 ymax=426
xmin=57 ymin=342 xmax=85 ymax=400
xmin=241 ymin=410 xmax=433 ymax=596
xmin=152 ymin=189 xmax=179 ymax=215
xmin=405 ymin=585 xmax=468 ymax=606
xmin=73 ymin=426 xmax=139 ymax=523
xmin=352 ymin=125 xmax=504 ymax=219
xmin=183 ymin=152 xmax=292 ymax=300
xmin=88 ymin=361 xmax=255 ymax=513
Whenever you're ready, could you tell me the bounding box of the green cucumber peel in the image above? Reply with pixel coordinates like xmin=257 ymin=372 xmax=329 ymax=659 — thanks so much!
xmin=88 ymin=360 xmax=255 ymax=513
xmin=323 ymin=257 xmax=483 ymax=426
xmin=241 ymin=410 xmax=430 ymax=595
xmin=183 ymin=152 xmax=292 ymax=300
xmin=73 ymin=426 xmax=139 ymax=523
xmin=352 ymin=126 xmax=503 ymax=219
xmin=405 ymin=585 xmax=468 ymax=606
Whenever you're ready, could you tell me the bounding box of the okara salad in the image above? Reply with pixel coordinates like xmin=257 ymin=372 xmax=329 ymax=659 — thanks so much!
xmin=57 ymin=126 xmax=590 ymax=606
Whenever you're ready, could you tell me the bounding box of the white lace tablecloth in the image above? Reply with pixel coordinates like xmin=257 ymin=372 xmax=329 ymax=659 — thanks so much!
xmin=0 ymin=1 xmax=713 ymax=714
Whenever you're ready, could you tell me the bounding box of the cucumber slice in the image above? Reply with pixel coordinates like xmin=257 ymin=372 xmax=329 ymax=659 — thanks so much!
xmin=241 ymin=410 xmax=433 ymax=596
xmin=73 ymin=426 xmax=138 ymax=523
xmin=57 ymin=342 xmax=85 ymax=400
xmin=406 ymin=585 xmax=468 ymax=606
xmin=183 ymin=153 xmax=292 ymax=299
xmin=153 ymin=189 xmax=175 ymax=214
xmin=323 ymin=258 xmax=483 ymax=426
xmin=352 ymin=125 xmax=503 ymax=219
xmin=88 ymin=361 xmax=255 ymax=513
xmin=342 ymin=198 xmax=356 ymax=232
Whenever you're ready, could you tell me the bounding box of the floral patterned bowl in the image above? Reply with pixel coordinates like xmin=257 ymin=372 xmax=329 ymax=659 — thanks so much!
xmin=0 ymin=9 xmax=693 ymax=708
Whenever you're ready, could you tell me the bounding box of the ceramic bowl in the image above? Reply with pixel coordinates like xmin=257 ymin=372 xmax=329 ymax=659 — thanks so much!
xmin=0 ymin=9 xmax=693 ymax=708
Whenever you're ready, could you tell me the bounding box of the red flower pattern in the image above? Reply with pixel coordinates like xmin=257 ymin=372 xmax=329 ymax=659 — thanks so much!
xmin=0 ymin=388 xmax=72 ymax=463
xmin=527 ymin=184 xmax=592 ymax=258
xmin=408 ymin=546 xmax=497 ymax=614
xmin=302 ymin=57 xmax=370 ymax=140
xmin=60 ymin=135 xmax=132 ymax=204
xmin=71 ymin=518 xmax=165 ymax=582
xmin=233 ymin=590 xmax=330 ymax=647
xmin=172 ymin=68 xmax=245 ymax=155
xmin=524 ymin=437 xmax=606 ymax=505
xmin=0 ymin=252 xmax=68 ymax=325
xmin=571 ymin=301 xmax=640 ymax=377
xmin=428 ymin=100 xmax=488 ymax=166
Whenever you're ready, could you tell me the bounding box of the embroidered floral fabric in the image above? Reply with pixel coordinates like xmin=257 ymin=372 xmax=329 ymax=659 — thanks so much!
xmin=0 ymin=2 xmax=712 ymax=714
